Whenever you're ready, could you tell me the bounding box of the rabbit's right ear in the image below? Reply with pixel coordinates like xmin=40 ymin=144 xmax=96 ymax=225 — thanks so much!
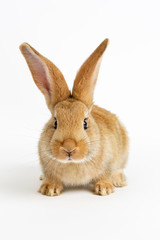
xmin=19 ymin=43 xmax=70 ymax=111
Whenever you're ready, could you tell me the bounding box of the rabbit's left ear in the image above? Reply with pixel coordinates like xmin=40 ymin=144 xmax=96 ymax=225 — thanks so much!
xmin=19 ymin=43 xmax=70 ymax=111
xmin=72 ymin=39 xmax=109 ymax=107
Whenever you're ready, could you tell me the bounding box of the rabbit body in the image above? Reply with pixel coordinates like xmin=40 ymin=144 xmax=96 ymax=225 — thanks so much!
xmin=20 ymin=39 xmax=128 ymax=196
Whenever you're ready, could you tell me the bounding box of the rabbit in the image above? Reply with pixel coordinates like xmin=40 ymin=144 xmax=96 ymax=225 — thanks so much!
xmin=19 ymin=39 xmax=129 ymax=196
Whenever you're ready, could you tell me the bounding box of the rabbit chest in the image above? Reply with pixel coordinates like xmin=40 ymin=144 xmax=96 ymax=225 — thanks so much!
xmin=51 ymin=161 xmax=103 ymax=186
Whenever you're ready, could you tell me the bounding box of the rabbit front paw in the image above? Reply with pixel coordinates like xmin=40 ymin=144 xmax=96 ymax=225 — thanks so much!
xmin=39 ymin=180 xmax=63 ymax=196
xmin=94 ymin=180 xmax=114 ymax=196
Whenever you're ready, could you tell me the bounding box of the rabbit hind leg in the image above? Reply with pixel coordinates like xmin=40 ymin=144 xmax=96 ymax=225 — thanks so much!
xmin=111 ymin=169 xmax=127 ymax=187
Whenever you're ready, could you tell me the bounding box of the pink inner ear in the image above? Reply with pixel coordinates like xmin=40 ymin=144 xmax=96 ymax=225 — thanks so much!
xmin=36 ymin=59 xmax=51 ymax=95
xmin=22 ymin=46 xmax=51 ymax=96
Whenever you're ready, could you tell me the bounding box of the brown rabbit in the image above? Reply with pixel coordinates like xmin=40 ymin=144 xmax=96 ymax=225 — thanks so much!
xmin=20 ymin=39 xmax=129 ymax=196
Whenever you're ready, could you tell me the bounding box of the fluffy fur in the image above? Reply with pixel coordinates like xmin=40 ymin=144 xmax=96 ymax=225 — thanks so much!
xmin=20 ymin=39 xmax=129 ymax=196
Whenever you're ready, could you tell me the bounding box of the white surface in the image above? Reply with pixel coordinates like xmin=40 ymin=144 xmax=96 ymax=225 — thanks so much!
xmin=0 ymin=0 xmax=160 ymax=239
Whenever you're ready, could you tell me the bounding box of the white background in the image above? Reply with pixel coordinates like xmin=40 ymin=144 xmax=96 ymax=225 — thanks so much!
xmin=0 ymin=0 xmax=160 ymax=239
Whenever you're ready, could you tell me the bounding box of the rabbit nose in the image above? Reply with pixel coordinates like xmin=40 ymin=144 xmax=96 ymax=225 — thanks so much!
xmin=63 ymin=149 xmax=76 ymax=157
xmin=61 ymin=139 xmax=77 ymax=156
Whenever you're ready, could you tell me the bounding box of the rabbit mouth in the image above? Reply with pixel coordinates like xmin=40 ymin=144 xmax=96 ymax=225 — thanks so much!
xmin=45 ymin=151 xmax=92 ymax=164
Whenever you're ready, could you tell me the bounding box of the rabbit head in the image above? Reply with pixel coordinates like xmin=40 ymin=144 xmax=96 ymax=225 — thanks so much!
xmin=19 ymin=39 xmax=109 ymax=163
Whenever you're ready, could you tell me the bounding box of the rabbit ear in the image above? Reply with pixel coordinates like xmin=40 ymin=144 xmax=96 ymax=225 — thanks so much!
xmin=19 ymin=43 xmax=70 ymax=110
xmin=72 ymin=39 xmax=109 ymax=107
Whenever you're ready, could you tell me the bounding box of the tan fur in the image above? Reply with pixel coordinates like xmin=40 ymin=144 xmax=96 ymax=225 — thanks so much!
xmin=20 ymin=39 xmax=129 ymax=196
xmin=111 ymin=169 xmax=127 ymax=187
xmin=94 ymin=179 xmax=114 ymax=196
xmin=72 ymin=39 xmax=109 ymax=107
xmin=19 ymin=43 xmax=71 ymax=111
xmin=38 ymin=179 xmax=63 ymax=196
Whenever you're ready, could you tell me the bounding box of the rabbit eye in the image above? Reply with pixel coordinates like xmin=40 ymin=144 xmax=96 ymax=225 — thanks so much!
xmin=54 ymin=118 xmax=57 ymax=129
xmin=83 ymin=118 xmax=88 ymax=130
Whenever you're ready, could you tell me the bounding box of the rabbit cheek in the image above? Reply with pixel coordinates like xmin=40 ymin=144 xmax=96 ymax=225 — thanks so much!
xmin=73 ymin=140 xmax=88 ymax=160
xmin=51 ymin=141 xmax=65 ymax=160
